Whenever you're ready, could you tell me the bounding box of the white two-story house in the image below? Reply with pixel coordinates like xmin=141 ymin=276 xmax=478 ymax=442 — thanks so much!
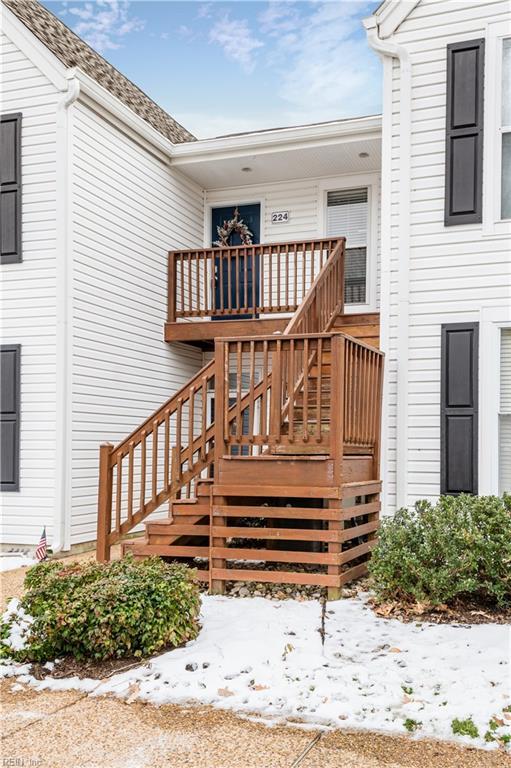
xmin=1 ymin=0 xmax=509 ymax=565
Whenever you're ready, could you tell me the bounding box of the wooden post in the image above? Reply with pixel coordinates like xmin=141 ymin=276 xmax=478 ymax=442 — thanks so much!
xmin=168 ymin=252 xmax=176 ymax=323
xmin=214 ymin=340 xmax=227 ymax=475
xmin=327 ymin=335 xmax=345 ymax=600
xmin=97 ymin=442 xmax=113 ymax=562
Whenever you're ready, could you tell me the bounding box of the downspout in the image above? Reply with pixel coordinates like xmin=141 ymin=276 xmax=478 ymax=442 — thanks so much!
xmin=53 ymin=75 xmax=80 ymax=554
xmin=364 ymin=18 xmax=411 ymax=510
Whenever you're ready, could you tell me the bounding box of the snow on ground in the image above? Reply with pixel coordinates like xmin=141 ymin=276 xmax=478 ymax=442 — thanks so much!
xmin=1 ymin=594 xmax=510 ymax=750
xmin=0 ymin=554 xmax=36 ymax=572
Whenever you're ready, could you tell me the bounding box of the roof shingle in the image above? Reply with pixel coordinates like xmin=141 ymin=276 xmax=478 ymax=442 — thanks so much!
xmin=2 ymin=0 xmax=196 ymax=144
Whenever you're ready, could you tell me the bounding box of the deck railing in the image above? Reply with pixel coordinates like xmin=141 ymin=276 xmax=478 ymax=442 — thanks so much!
xmin=167 ymin=238 xmax=343 ymax=321
xmin=214 ymin=332 xmax=383 ymax=460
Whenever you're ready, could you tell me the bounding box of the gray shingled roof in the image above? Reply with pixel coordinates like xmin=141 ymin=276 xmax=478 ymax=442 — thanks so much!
xmin=2 ymin=0 xmax=196 ymax=144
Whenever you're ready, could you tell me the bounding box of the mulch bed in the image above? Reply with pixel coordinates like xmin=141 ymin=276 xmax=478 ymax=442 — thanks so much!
xmin=28 ymin=639 xmax=190 ymax=681
xmin=369 ymin=596 xmax=511 ymax=625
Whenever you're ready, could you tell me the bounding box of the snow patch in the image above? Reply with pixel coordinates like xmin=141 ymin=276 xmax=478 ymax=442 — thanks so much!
xmin=2 ymin=593 xmax=510 ymax=750
xmin=0 ymin=554 xmax=36 ymax=572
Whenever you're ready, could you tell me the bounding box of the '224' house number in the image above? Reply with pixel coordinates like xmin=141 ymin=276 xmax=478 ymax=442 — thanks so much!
xmin=271 ymin=211 xmax=290 ymax=223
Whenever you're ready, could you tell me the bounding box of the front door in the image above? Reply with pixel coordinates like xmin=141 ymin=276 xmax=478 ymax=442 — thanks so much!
xmin=211 ymin=204 xmax=261 ymax=319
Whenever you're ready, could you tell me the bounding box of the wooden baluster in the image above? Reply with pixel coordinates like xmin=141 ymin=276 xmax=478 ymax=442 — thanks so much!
xmin=293 ymin=244 xmax=298 ymax=310
xmin=243 ymin=248 xmax=248 ymax=312
xmin=288 ymin=339 xmax=295 ymax=443
xmin=204 ymin=251 xmax=209 ymax=316
xmin=251 ymin=247 xmax=257 ymax=316
xmin=115 ymin=454 xmax=122 ymax=533
xmin=96 ymin=442 xmax=113 ymax=562
xmin=127 ymin=442 xmax=134 ymax=527
xmin=168 ymin=253 xmax=176 ymax=322
xmin=180 ymin=255 xmax=184 ymax=316
xmin=236 ymin=341 xmax=242 ymax=442
xmin=316 ymin=338 xmax=323 ymax=443
xmin=214 ymin=340 xmax=227 ymax=469
xmin=175 ymin=398 xmax=182 ymax=481
xmin=248 ymin=340 xmax=255 ymax=450
xmin=195 ymin=253 xmax=200 ymax=314
xmin=235 ymin=250 xmax=240 ymax=313
xmin=140 ymin=430 xmax=147 ymax=508
xmin=188 ymin=386 xmax=195 ymax=470
xmin=303 ymin=338 xmax=309 ymax=443
xmin=261 ymin=340 xmax=268 ymax=441
xmin=164 ymin=409 xmax=170 ymax=492
xmin=152 ymin=420 xmax=158 ymax=503
xmin=201 ymin=376 xmax=207 ymax=460
xmin=277 ymin=245 xmax=282 ymax=310
xmin=270 ymin=339 xmax=282 ymax=444
xmin=302 ymin=242 xmax=306 ymax=300
xmin=285 ymin=243 xmax=290 ymax=310
xmin=186 ymin=253 xmax=192 ymax=316
xmin=269 ymin=246 xmax=273 ymax=310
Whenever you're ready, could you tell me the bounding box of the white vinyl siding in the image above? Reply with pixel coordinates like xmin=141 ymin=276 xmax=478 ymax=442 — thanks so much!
xmin=501 ymin=38 xmax=511 ymax=219
xmin=500 ymin=329 xmax=511 ymax=494
xmin=0 ymin=31 xmax=59 ymax=545
xmin=383 ymin=0 xmax=511 ymax=511
xmin=326 ymin=188 xmax=368 ymax=304
xmin=70 ymin=102 xmax=204 ymax=545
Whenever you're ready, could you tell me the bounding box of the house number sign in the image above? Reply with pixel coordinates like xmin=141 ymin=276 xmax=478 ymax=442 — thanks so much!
xmin=271 ymin=211 xmax=290 ymax=223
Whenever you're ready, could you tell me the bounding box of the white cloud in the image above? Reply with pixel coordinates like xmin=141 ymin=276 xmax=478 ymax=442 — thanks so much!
xmin=260 ymin=1 xmax=381 ymax=120
xmin=209 ymin=13 xmax=264 ymax=73
xmin=66 ymin=0 xmax=145 ymax=53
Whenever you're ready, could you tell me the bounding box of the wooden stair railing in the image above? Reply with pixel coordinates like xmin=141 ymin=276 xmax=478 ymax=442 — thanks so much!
xmin=97 ymin=234 xmax=384 ymax=563
xmin=284 ymin=238 xmax=345 ymax=335
xmin=97 ymin=359 xmax=281 ymax=561
xmin=97 ymin=360 xmax=216 ymax=561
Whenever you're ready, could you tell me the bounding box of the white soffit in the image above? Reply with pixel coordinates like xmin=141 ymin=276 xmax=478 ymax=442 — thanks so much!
xmin=171 ymin=117 xmax=382 ymax=189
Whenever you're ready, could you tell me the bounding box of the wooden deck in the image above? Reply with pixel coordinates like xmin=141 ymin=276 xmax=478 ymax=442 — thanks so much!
xmin=98 ymin=238 xmax=384 ymax=598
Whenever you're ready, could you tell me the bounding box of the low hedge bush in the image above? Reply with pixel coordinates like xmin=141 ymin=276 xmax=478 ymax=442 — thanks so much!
xmin=1 ymin=555 xmax=201 ymax=662
xmin=369 ymin=494 xmax=511 ymax=607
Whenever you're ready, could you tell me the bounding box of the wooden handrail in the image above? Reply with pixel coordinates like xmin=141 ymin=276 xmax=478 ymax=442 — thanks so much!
xmin=168 ymin=238 xmax=342 ymax=321
xmin=284 ymin=239 xmax=345 ymax=335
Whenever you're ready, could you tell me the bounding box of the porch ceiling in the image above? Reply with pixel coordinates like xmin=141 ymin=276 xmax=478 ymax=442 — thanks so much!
xmin=171 ymin=118 xmax=381 ymax=189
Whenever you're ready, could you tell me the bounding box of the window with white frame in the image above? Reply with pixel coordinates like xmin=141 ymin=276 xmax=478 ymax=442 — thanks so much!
xmin=500 ymin=329 xmax=511 ymax=494
xmin=326 ymin=188 xmax=368 ymax=305
xmin=501 ymin=38 xmax=511 ymax=219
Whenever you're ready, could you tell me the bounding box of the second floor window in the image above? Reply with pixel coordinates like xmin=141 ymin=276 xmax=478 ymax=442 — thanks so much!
xmin=501 ymin=38 xmax=511 ymax=219
xmin=326 ymin=188 xmax=368 ymax=305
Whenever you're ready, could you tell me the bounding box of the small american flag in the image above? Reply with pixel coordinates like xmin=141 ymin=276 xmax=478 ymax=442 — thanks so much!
xmin=35 ymin=527 xmax=47 ymax=562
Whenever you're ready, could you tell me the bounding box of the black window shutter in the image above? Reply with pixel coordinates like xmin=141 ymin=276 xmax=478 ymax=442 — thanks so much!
xmin=1 ymin=113 xmax=22 ymax=263
xmin=1 ymin=344 xmax=21 ymax=491
xmin=444 ymin=40 xmax=485 ymax=226
xmin=440 ymin=324 xmax=478 ymax=495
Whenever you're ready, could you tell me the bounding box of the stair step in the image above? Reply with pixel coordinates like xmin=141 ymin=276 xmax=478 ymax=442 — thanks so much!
xmin=272 ymin=444 xmax=330 ymax=455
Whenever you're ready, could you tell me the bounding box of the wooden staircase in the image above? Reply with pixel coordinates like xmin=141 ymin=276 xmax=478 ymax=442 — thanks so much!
xmin=96 ymin=238 xmax=384 ymax=598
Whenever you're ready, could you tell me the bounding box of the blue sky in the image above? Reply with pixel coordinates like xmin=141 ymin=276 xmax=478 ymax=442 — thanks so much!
xmin=43 ymin=1 xmax=382 ymax=138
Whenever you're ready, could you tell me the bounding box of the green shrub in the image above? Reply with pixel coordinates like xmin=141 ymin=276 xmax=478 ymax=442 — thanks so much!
xmin=1 ymin=556 xmax=200 ymax=663
xmin=451 ymin=717 xmax=479 ymax=739
xmin=369 ymin=494 xmax=511 ymax=607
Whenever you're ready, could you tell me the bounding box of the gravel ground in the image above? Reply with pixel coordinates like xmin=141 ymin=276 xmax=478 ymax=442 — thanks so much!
xmin=2 ymin=680 xmax=510 ymax=768
xmin=2 ymin=559 xmax=510 ymax=767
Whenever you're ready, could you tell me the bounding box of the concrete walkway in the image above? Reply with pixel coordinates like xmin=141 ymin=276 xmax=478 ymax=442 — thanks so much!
xmin=1 ymin=558 xmax=510 ymax=768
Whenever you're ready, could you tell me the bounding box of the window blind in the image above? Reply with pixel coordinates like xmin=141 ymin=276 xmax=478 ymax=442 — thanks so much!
xmin=327 ymin=188 xmax=368 ymax=304
xmin=500 ymin=329 xmax=511 ymax=493
xmin=326 ymin=188 xmax=368 ymax=247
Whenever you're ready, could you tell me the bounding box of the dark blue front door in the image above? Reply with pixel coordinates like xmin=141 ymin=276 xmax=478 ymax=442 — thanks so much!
xmin=211 ymin=204 xmax=261 ymax=319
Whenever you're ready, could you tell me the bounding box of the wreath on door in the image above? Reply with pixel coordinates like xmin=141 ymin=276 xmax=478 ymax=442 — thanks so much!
xmin=214 ymin=207 xmax=253 ymax=246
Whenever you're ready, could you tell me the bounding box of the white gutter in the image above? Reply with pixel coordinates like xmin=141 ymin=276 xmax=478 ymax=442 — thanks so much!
xmin=171 ymin=115 xmax=382 ymax=164
xmin=364 ymin=17 xmax=411 ymax=510
xmin=53 ymin=75 xmax=80 ymax=554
